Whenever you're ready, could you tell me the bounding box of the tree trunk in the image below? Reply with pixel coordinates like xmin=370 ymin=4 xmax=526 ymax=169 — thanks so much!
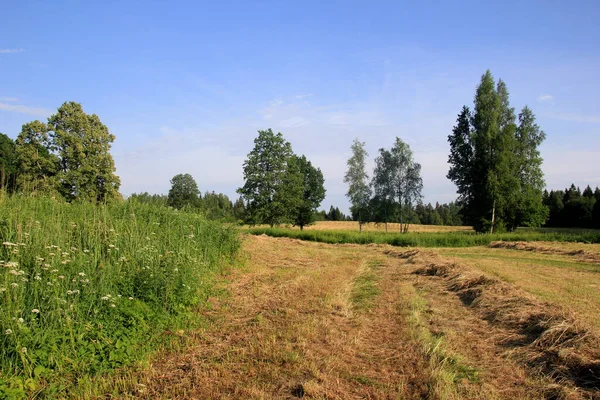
xmin=490 ymin=200 xmax=496 ymax=234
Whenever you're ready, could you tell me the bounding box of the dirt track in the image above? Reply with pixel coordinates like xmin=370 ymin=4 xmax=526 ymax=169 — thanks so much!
xmin=137 ymin=236 xmax=599 ymax=399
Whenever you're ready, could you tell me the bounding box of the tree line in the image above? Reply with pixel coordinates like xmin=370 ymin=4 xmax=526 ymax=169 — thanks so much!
xmin=129 ymin=177 xmax=247 ymax=222
xmin=543 ymin=184 xmax=600 ymax=229
xmin=0 ymin=102 xmax=121 ymax=202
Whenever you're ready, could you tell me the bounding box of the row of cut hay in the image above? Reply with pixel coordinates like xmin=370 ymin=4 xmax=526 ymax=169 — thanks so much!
xmin=404 ymin=250 xmax=600 ymax=398
xmin=489 ymin=241 xmax=600 ymax=264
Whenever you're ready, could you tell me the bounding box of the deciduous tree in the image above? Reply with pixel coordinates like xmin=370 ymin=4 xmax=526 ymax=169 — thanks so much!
xmin=291 ymin=155 xmax=326 ymax=230
xmin=167 ymin=173 xmax=200 ymax=209
xmin=344 ymin=139 xmax=371 ymax=232
xmin=237 ymin=129 xmax=296 ymax=227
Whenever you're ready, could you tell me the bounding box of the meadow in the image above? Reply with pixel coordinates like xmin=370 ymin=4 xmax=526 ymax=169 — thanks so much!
xmin=246 ymin=221 xmax=600 ymax=247
xmin=0 ymin=194 xmax=240 ymax=398
xmin=2 ymin=209 xmax=599 ymax=399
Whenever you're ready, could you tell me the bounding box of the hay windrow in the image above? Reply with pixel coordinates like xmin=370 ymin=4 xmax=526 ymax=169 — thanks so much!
xmin=489 ymin=241 xmax=600 ymax=264
xmin=410 ymin=251 xmax=600 ymax=395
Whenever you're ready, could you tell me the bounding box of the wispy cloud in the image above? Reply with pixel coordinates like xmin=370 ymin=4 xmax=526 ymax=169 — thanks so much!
xmin=0 ymin=48 xmax=25 ymax=54
xmin=537 ymin=94 xmax=554 ymax=103
xmin=0 ymin=96 xmax=19 ymax=102
xmin=0 ymin=102 xmax=51 ymax=117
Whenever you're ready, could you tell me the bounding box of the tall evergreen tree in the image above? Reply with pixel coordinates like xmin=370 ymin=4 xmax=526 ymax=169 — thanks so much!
xmin=344 ymin=138 xmax=371 ymax=232
xmin=447 ymin=106 xmax=473 ymax=217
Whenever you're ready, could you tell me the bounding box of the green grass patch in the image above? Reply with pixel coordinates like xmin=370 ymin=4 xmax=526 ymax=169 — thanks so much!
xmin=404 ymin=287 xmax=480 ymax=398
xmin=350 ymin=260 xmax=382 ymax=312
xmin=246 ymin=226 xmax=600 ymax=247
xmin=0 ymin=194 xmax=240 ymax=398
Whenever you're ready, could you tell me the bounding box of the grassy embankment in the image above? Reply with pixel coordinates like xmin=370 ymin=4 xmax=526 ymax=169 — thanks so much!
xmin=0 ymin=194 xmax=240 ymax=398
xmin=247 ymin=222 xmax=600 ymax=247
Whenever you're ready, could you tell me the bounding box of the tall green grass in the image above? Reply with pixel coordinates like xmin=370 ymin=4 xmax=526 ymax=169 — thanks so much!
xmin=0 ymin=194 xmax=240 ymax=398
xmin=247 ymin=227 xmax=600 ymax=247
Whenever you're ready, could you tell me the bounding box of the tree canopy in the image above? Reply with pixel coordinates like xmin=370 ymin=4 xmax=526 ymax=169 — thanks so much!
xmin=447 ymin=70 xmax=547 ymax=232
xmin=237 ymin=129 xmax=325 ymax=228
xmin=13 ymin=101 xmax=121 ymax=202
xmin=167 ymin=173 xmax=200 ymax=209
xmin=344 ymin=139 xmax=371 ymax=231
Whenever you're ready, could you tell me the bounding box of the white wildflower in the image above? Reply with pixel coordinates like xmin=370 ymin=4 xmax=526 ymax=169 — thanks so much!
xmin=31 ymin=309 xmax=40 ymax=314
xmin=2 ymin=242 xmax=17 ymax=247
xmin=18 ymin=318 xmax=24 ymax=323
xmin=21 ymin=347 xmax=27 ymax=353
xmin=5 ymin=329 xmax=12 ymax=335
xmin=110 ymin=304 xmax=116 ymax=308
xmin=11 ymin=283 xmax=18 ymax=288
xmin=78 ymin=272 xmax=85 ymax=277
xmin=34 ymin=275 xmax=42 ymax=281
xmin=101 ymin=296 xmax=109 ymax=301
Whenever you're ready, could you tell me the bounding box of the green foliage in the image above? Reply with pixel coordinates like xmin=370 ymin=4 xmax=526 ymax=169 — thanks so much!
xmin=14 ymin=102 xmax=120 ymax=202
xmin=247 ymin=226 xmax=600 ymax=247
xmin=0 ymin=133 xmax=18 ymax=192
xmin=237 ymin=129 xmax=296 ymax=227
xmin=544 ymin=184 xmax=600 ymax=229
xmin=15 ymin=121 xmax=59 ymax=195
xmin=447 ymin=71 xmax=547 ymax=232
xmin=237 ymin=129 xmax=324 ymax=228
xmin=167 ymin=173 xmax=200 ymax=209
xmin=49 ymin=102 xmax=121 ymax=202
xmin=344 ymin=139 xmax=371 ymax=230
xmin=291 ymin=155 xmax=326 ymax=230
xmin=0 ymin=195 xmax=240 ymax=396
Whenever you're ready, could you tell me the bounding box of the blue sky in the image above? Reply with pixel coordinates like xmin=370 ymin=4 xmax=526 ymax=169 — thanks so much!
xmin=1 ymin=0 xmax=599 ymax=212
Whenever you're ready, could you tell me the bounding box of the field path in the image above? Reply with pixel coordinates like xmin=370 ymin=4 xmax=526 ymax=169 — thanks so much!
xmin=135 ymin=235 xmax=595 ymax=399
xmin=138 ymin=235 xmax=431 ymax=399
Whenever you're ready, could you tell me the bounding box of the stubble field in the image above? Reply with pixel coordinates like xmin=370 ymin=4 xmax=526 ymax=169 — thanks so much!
xmin=134 ymin=224 xmax=600 ymax=399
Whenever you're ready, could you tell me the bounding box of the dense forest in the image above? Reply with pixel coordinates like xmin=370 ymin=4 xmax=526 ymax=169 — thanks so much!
xmin=543 ymin=184 xmax=600 ymax=229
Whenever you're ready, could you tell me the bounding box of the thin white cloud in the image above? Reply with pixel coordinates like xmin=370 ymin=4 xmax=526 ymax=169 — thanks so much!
xmin=0 ymin=48 xmax=25 ymax=54
xmin=0 ymin=97 xmax=19 ymax=102
xmin=295 ymin=93 xmax=314 ymax=100
xmin=0 ymin=102 xmax=51 ymax=117
xmin=537 ymin=94 xmax=554 ymax=102
xmin=280 ymin=116 xmax=309 ymax=128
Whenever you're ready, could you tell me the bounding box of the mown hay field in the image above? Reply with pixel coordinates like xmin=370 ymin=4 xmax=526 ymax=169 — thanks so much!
xmin=136 ymin=236 xmax=600 ymax=399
